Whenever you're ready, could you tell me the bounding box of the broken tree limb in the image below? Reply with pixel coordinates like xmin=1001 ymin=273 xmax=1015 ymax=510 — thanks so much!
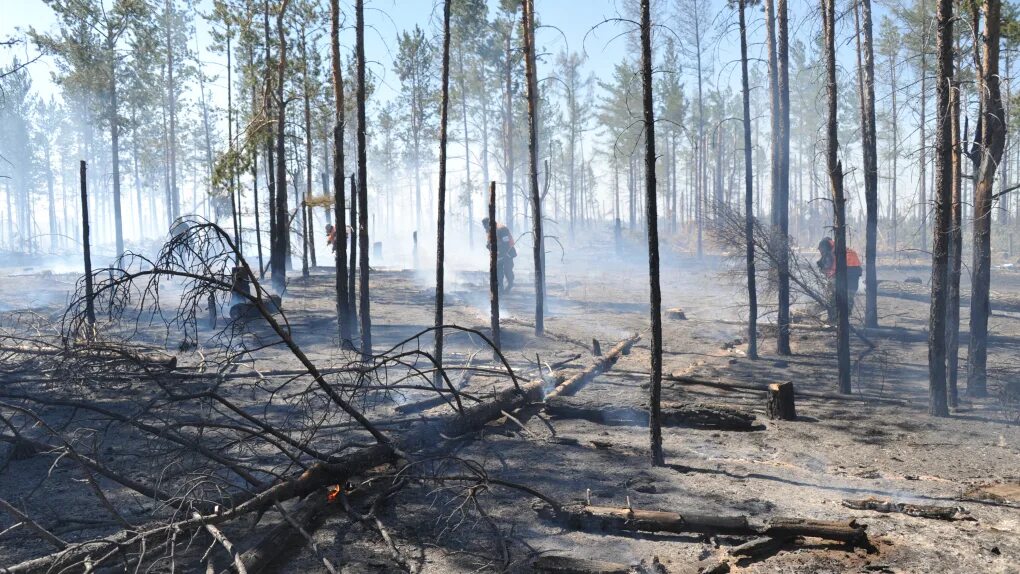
xmin=533 ymin=502 xmax=868 ymax=546
xmin=841 ymin=498 xmax=969 ymax=520
xmin=221 ymin=496 xmax=329 ymax=574
xmin=193 ymin=511 xmax=247 ymax=574
xmin=546 ymin=333 xmax=640 ymax=399
xmin=544 ymin=396 xmax=757 ymax=431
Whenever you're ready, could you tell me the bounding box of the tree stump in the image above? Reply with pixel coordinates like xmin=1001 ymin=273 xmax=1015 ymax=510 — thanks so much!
xmin=766 ymin=382 xmax=797 ymax=420
xmin=592 ymin=338 xmax=602 ymax=357
xmin=666 ymin=307 xmax=687 ymax=320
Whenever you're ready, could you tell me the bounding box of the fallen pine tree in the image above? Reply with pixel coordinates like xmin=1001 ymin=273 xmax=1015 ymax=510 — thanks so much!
xmin=0 ymin=332 xmax=642 ymax=574
xmin=544 ymin=395 xmax=758 ymax=431
xmin=532 ymin=502 xmax=870 ymax=547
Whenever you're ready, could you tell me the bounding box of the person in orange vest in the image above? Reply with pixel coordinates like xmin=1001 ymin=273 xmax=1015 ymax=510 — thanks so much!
xmin=817 ymin=237 xmax=863 ymax=314
xmin=482 ymin=217 xmax=517 ymax=292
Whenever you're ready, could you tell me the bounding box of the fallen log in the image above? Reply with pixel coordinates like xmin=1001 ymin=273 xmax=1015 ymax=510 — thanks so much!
xmin=841 ymin=498 xmax=969 ymax=521
xmin=0 ymin=343 xmax=177 ymax=371
xmin=729 ymin=535 xmax=793 ymax=558
xmin=534 ymin=503 xmax=868 ymax=546
xmin=546 ymin=333 xmax=641 ymax=399
xmin=544 ymin=396 xmax=757 ymax=431
xmin=666 ymin=374 xmax=908 ymax=406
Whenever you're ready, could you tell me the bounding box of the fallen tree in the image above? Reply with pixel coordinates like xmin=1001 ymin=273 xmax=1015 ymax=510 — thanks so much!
xmin=533 ymin=502 xmax=869 ymax=546
xmin=544 ymin=395 xmax=757 ymax=431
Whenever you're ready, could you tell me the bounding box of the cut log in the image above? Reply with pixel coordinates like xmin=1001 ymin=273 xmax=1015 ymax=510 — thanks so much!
xmin=534 ymin=503 xmax=868 ymax=547
xmin=766 ymin=382 xmax=796 ymax=420
xmin=544 ymin=396 xmax=757 ymax=431
xmin=666 ymin=308 xmax=687 ymax=320
xmin=841 ymin=498 xmax=968 ymax=520
xmin=534 ymin=556 xmax=632 ymax=574
xmin=535 ymin=502 xmax=752 ymax=536
xmin=761 ymin=517 xmax=868 ymax=544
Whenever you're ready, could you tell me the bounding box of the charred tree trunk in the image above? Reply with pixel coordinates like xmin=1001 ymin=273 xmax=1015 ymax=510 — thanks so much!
xmin=488 ymin=182 xmax=501 ymax=355
xmin=271 ymin=0 xmax=291 ymax=294
xmin=301 ymin=30 xmax=313 ymax=277
xmin=947 ymin=80 xmax=962 ymax=408
xmin=522 ymin=0 xmax=545 ymax=336
xmin=856 ymin=0 xmax=880 ymax=328
xmin=356 ymin=0 xmax=372 ymax=359
xmin=226 ymin=32 xmax=241 ymax=260
xmin=739 ymin=0 xmax=758 ymax=360
xmin=928 ymin=0 xmax=953 ymax=417
xmin=968 ymin=0 xmax=1006 ymax=398
xmin=80 ymin=161 xmax=95 ymax=326
xmin=823 ymin=0 xmax=851 ymax=395
xmin=330 ymin=0 xmax=352 ymax=348
xmin=434 ymin=0 xmax=452 ymax=385
xmin=639 ymin=0 xmax=665 ymax=467
xmin=350 ymin=174 xmax=359 ymax=334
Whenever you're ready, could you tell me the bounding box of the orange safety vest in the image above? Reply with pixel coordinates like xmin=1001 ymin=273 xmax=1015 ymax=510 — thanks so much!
xmin=823 ymin=240 xmax=862 ymax=277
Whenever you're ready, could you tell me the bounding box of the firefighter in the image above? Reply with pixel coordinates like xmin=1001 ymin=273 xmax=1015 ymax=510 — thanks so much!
xmin=817 ymin=237 xmax=863 ymax=314
xmin=325 ymin=224 xmax=336 ymax=253
xmin=482 ymin=217 xmax=516 ymax=292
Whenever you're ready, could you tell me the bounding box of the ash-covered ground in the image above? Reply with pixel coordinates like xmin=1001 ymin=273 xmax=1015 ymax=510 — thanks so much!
xmin=0 ymin=238 xmax=1018 ymax=573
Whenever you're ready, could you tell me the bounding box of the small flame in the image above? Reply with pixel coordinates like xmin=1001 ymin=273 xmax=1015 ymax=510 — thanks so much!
xmin=327 ymin=484 xmax=341 ymax=503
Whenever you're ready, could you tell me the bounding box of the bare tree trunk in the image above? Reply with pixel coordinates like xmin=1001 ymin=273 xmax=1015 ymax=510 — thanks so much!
xmin=227 ymin=31 xmax=241 ymax=260
xmin=488 ymin=182 xmax=501 ymax=356
xmin=639 ymin=0 xmax=665 ymax=467
xmin=890 ymin=50 xmax=899 ymax=255
xmin=434 ymin=0 xmax=452 ymax=385
xmin=301 ymin=30 xmax=312 ymax=277
xmin=738 ymin=0 xmax=758 ymax=361
xmin=459 ymin=50 xmax=474 ymax=249
xmin=271 ymin=0 xmax=291 ymax=294
xmin=823 ymin=0 xmax=851 ymax=394
xmin=350 ymin=173 xmax=358 ymax=334
xmin=330 ymin=0 xmax=352 ymax=348
xmin=503 ymin=27 xmax=515 ymax=231
xmin=947 ymin=79 xmax=962 ymax=408
xmin=919 ymin=0 xmax=929 ymax=253
xmin=356 ymin=0 xmax=372 ymax=359
xmin=80 ymin=161 xmax=96 ymax=326
xmin=855 ymin=0 xmax=880 ymax=328
xmin=968 ymin=0 xmax=1006 ymax=398
xmin=164 ymin=1 xmax=179 ymax=226
xmin=522 ymin=0 xmax=545 ymax=336
xmin=107 ymin=30 xmax=125 ymax=258
xmin=928 ymin=0 xmax=954 ymax=416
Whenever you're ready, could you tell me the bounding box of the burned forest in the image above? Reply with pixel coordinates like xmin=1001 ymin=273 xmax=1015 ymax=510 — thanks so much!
xmin=3 ymin=0 xmax=1020 ymax=571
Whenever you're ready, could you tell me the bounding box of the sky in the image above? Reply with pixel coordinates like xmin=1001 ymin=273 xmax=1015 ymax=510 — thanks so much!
xmin=0 ymin=0 xmax=646 ymax=108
